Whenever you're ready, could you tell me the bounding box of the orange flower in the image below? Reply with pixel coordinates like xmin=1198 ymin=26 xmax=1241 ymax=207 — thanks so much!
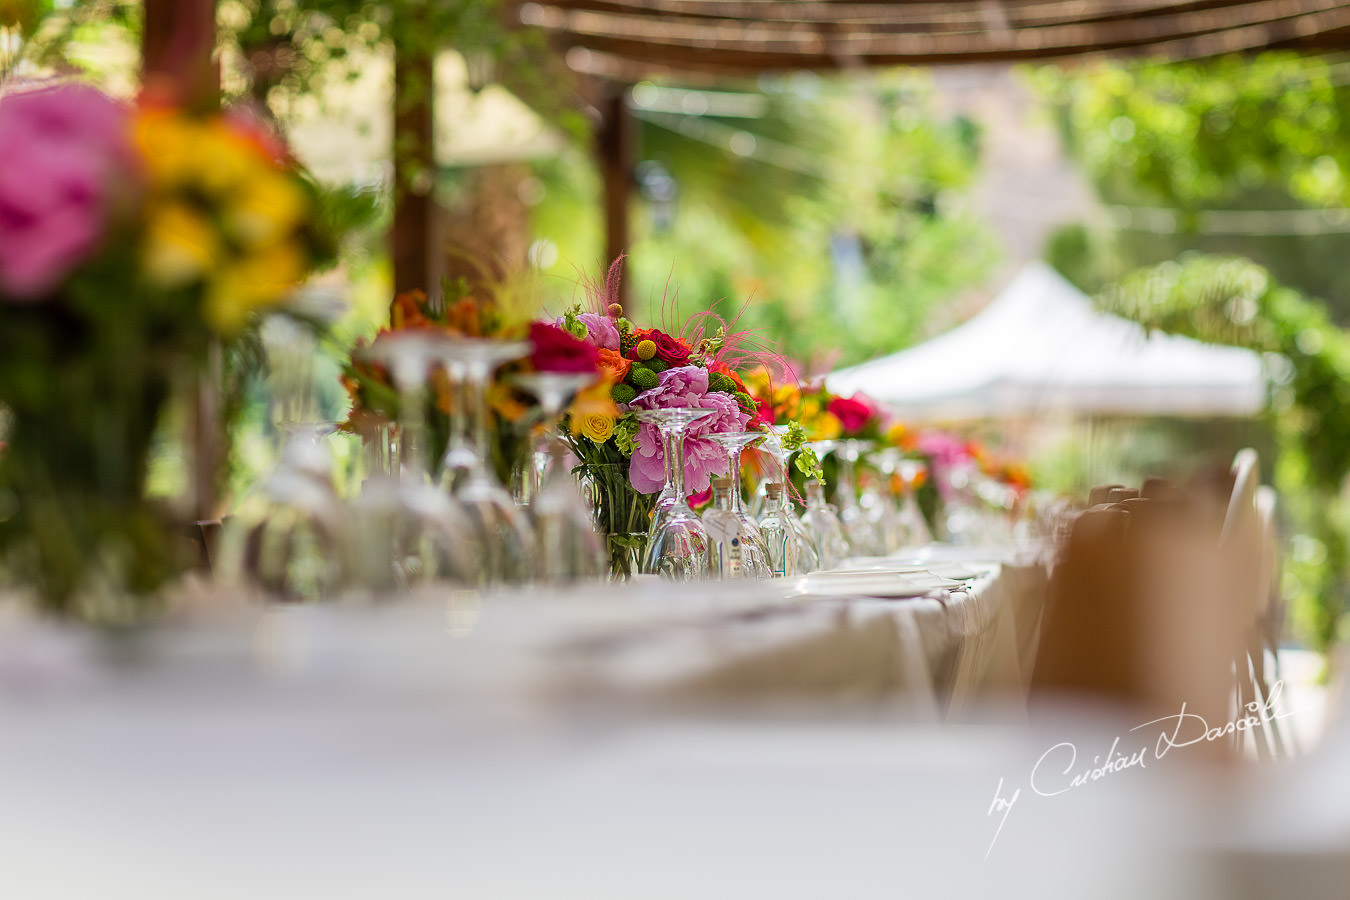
xmin=390 ymin=290 xmax=433 ymax=330
xmin=597 ymin=347 xmax=631 ymax=382
xmin=444 ymin=296 xmax=482 ymax=336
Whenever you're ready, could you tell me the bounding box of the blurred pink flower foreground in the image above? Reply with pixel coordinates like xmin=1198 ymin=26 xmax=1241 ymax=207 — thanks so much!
xmin=0 ymin=84 xmax=136 ymax=299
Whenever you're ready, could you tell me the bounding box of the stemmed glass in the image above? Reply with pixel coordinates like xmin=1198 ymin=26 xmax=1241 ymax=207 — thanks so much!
xmin=638 ymin=408 xmax=713 ymax=580
xmin=752 ymin=429 xmax=821 ymax=571
xmin=512 ymin=372 xmax=605 ymax=583
xmin=705 ymin=431 xmax=773 ymax=578
xmin=432 ymin=336 xmax=535 ymax=584
xmin=869 ymin=447 xmax=909 ymax=554
xmin=350 ymin=332 xmax=482 ymax=590
xmin=834 ymin=439 xmax=878 ymax=556
xmin=800 ymin=479 xmax=850 ymax=569
xmin=217 ymin=317 xmax=344 ymax=600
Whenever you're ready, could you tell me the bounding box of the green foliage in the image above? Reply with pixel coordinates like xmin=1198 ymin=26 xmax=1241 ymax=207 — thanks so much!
xmin=531 ymin=71 xmax=997 ymax=369
xmin=1099 ymin=254 xmax=1350 ymax=650
xmin=1035 ymin=55 xmax=1350 ymax=320
xmin=1032 ymin=53 xmax=1350 ymax=210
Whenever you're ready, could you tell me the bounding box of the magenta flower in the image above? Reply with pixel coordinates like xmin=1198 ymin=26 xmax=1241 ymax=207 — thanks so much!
xmin=577 ymin=313 xmax=620 ymax=351
xmin=628 ymin=365 xmax=751 ymax=495
xmin=0 ymin=84 xmax=136 ymax=300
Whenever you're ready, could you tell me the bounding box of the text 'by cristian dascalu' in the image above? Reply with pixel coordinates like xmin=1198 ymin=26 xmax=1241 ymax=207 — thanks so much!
xmin=983 ymin=682 xmax=1296 ymax=859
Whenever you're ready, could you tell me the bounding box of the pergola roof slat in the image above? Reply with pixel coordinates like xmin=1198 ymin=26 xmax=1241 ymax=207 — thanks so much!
xmin=517 ymin=0 xmax=1350 ymax=74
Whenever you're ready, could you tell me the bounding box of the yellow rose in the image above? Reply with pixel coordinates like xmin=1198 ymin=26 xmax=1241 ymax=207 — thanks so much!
xmin=572 ymin=413 xmax=615 ymax=443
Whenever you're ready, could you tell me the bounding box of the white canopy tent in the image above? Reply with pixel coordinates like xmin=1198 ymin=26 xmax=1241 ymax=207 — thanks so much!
xmin=826 ymin=261 xmax=1268 ymax=423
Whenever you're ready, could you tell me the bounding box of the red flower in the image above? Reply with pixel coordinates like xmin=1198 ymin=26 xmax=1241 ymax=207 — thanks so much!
xmin=530 ymin=321 xmax=600 ymax=374
xmin=828 ymin=395 xmax=875 ymax=433
xmin=752 ymin=396 xmax=774 ymax=427
xmin=629 ymin=328 xmax=692 ymax=365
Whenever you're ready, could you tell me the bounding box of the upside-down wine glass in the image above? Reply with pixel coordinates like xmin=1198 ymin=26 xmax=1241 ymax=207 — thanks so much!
xmin=350 ymin=332 xmax=483 ymax=590
xmin=217 ymin=317 xmax=344 ymax=601
xmin=512 ymin=372 xmax=606 ymax=583
xmin=754 ymin=429 xmax=821 ymax=571
xmin=835 ymin=439 xmax=878 ymax=556
xmin=638 ymin=408 xmax=713 ymax=580
xmin=433 ymin=336 xmax=535 ymax=584
xmin=704 ymin=431 xmax=773 ymax=578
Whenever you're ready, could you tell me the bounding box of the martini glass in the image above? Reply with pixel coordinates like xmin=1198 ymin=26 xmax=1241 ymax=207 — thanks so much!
xmin=637 ymin=408 xmax=713 ymax=580
xmin=432 ymin=336 xmax=535 ymax=584
xmin=705 ymin=431 xmax=772 ymax=578
xmin=350 ymin=332 xmax=483 ymax=590
xmin=512 ymin=372 xmax=606 ymax=583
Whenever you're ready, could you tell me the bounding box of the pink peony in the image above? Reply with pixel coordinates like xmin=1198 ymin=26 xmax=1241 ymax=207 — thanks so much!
xmin=576 ymin=312 xmax=620 ymax=350
xmin=0 ymin=85 xmax=136 ymax=300
xmin=628 ymin=365 xmax=751 ymax=495
xmin=828 ymin=394 xmax=876 ymax=434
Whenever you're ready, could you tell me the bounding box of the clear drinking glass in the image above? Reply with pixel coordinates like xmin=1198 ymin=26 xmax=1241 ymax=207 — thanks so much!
xmin=217 ymin=423 xmax=346 ymax=602
xmin=834 ymin=439 xmax=878 ymax=555
xmin=512 ymin=372 xmax=606 ymax=583
xmin=704 ymin=431 xmax=772 ymax=578
xmin=757 ymin=482 xmax=800 ymax=578
xmin=432 ymin=337 xmax=536 ymax=584
xmin=350 ymin=332 xmax=483 ymax=590
xmin=637 ymin=407 xmax=713 ymax=580
xmin=800 ymin=479 xmax=850 ymax=570
xmin=753 ymin=430 xmax=821 ymax=571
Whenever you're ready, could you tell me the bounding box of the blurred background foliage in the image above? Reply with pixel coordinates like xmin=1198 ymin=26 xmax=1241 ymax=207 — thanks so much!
xmin=5 ymin=2 xmax=1350 ymax=647
xmin=1035 ymin=56 xmax=1350 ymax=651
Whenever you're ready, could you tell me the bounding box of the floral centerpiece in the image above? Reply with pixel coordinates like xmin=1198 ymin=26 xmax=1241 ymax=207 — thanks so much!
xmin=340 ymin=284 xmax=615 ymax=487
xmin=0 ymin=83 xmax=336 ymax=620
xmin=555 ymin=261 xmax=769 ymax=577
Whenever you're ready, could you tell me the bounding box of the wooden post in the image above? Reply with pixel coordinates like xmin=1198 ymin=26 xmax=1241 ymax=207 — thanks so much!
xmin=596 ymin=84 xmax=634 ymax=313
xmin=141 ymin=0 xmax=218 ymax=111
xmin=391 ymin=13 xmax=437 ymax=304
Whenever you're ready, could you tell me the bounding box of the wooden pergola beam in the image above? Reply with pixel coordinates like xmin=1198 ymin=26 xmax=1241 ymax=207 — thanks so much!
xmin=523 ymin=0 xmax=1350 ymax=72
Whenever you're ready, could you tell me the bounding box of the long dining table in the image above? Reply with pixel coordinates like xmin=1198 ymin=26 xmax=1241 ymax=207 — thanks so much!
xmin=3 ymin=544 xmax=1344 ymax=900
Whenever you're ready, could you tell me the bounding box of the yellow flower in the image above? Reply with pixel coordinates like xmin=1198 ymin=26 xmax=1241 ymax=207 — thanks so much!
xmin=885 ymin=422 xmax=908 ymax=447
xmin=573 ymin=413 xmax=615 ymax=443
xmin=203 ymin=241 xmax=307 ymax=333
xmin=807 ymin=412 xmax=842 ymax=441
xmin=569 ymin=378 xmax=619 ymax=420
xmin=142 ymin=201 xmax=220 ymax=288
xmin=225 ymin=169 xmax=309 ymax=247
